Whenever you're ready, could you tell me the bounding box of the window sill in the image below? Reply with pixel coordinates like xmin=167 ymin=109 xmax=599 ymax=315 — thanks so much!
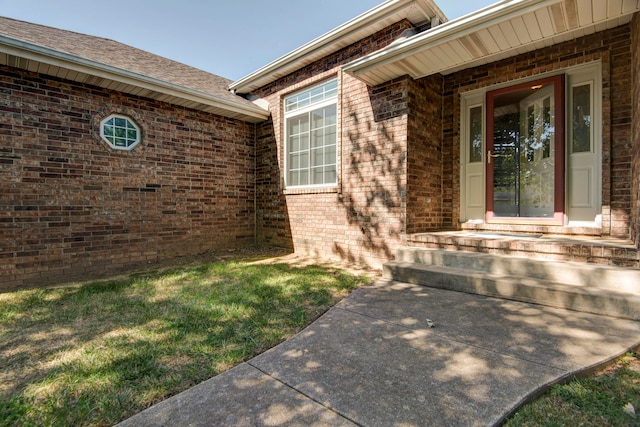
xmin=283 ymin=186 xmax=338 ymax=195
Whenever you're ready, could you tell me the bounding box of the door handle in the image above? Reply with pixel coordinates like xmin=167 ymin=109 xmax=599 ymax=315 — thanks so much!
xmin=487 ymin=150 xmax=507 ymax=164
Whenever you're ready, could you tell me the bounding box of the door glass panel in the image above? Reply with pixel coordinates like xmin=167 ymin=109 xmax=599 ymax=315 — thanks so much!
xmin=469 ymin=106 xmax=483 ymax=163
xmin=542 ymin=97 xmax=551 ymax=158
xmin=572 ymin=84 xmax=591 ymax=153
xmin=491 ymin=82 xmax=556 ymax=218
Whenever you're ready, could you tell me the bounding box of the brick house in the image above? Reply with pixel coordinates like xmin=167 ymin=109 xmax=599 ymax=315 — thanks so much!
xmin=0 ymin=16 xmax=269 ymax=290
xmin=2 ymin=0 xmax=640 ymax=291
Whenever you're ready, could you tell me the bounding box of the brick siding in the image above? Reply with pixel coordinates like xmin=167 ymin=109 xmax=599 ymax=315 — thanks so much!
xmin=253 ymin=22 xmax=414 ymax=268
xmin=441 ymin=23 xmax=634 ymax=237
xmin=0 ymin=67 xmax=256 ymax=291
xmin=3 ymin=16 xmax=638 ymax=289
xmin=407 ymin=74 xmax=444 ymax=233
xmin=632 ymin=13 xmax=640 ymax=247
xmin=254 ymin=20 xmax=637 ymax=268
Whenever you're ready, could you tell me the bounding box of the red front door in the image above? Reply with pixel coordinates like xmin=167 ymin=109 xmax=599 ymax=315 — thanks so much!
xmin=485 ymin=75 xmax=565 ymax=225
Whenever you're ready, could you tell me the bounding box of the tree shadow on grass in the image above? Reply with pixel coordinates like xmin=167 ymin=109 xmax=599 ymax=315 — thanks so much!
xmin=0 ymin=261 xmax=368 ymax=426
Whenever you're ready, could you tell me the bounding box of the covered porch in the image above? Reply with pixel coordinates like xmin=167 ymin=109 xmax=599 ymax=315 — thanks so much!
xmin=343 ymin=0 xmax=640 ymax=267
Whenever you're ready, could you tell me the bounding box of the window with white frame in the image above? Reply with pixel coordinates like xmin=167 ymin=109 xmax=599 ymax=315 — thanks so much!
xmin=284 ymin=79 xmax=338 ymax=188
xmin=99 ymin=114 xmax=141 ymax=150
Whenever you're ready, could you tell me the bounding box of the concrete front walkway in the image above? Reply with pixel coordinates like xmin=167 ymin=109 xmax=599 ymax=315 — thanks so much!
xmin=117 ymin=280 xmax=640 ymax=427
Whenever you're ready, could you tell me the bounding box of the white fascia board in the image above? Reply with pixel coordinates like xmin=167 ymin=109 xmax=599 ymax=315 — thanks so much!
xmin=229 ymin=0 xmax=443 ymax=93
xmin=343 ymin=0 xmax=564 ymax=78
xmin=0 ymin=36 xmax=270 ymax=122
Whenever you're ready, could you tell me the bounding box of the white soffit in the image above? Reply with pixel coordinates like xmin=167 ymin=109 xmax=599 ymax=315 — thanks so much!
xmin=229 ymin=0 xmax=447 ymax=94
xmin=343 ymin=0 xmax=640 ymax=86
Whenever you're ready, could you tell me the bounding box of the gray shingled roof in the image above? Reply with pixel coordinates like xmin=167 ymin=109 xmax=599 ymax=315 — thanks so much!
xmin=0 ymin=16 xmax=267 ymax=119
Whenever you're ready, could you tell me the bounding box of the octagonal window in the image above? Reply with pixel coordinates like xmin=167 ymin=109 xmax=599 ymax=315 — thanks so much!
xmin=100 ymin=114 xmax=141 ymax=150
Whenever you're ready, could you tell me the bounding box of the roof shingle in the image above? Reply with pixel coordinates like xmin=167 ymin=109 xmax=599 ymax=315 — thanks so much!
xmin=0 ymin=16 xmax=257 ymax=110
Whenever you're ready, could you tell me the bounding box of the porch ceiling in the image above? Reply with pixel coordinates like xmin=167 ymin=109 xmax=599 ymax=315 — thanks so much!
xmin=343 ymin=0 xmax=640 ymax=85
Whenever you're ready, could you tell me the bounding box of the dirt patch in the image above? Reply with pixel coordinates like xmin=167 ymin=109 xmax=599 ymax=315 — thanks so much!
xmin=249 ymin=252 xmax=382 ymax=280
xmin=622 ymin=353 xmax=640 ymax=374
xmin=124 ymin=245 xmax=293 ymax=274
xmin=9 ymin=245 xmax=380 ymax=294
xmin=597 ymin=352 xmax=640 ymax=376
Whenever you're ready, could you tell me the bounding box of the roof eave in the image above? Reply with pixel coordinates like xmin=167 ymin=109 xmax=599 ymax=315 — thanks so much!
xmin=229 ymin=0 xmax=447 ymax=94
xmin=0 ymin=36 xmax=270 ymax=123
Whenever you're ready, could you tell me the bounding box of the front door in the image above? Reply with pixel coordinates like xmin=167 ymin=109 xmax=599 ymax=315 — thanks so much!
xmin=485 ymin=75 xmax=565 ymax=224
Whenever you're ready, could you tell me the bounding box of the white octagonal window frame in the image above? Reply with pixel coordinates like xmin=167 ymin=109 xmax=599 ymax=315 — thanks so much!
xmin=99 ymin=114 xmax=141 ymax=151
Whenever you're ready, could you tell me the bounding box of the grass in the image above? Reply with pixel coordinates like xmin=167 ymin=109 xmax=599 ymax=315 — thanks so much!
xmin=0 ymin=257 xmax=370 ymax=427
xmin=3 ymin=255 xmax=637 ymax=427
xmin=505 ymin=351 xmax=640 ymax=426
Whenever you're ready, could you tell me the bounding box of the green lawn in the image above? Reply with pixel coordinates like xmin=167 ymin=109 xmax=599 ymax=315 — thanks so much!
xmin=0 ymin=258 xmax=370 ymax=427
xmin=505 ymin=351 xmax=640 ymax=426
xmin=2 ymin=256 xmax=637 ymax=427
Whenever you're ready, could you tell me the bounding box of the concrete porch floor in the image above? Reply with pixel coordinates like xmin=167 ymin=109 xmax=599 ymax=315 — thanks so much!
xmin=405 ymin=231 xmax=639 ymax=267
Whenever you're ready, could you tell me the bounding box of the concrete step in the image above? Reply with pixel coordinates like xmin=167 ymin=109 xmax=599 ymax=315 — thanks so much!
xmin=405 ymin=232 xmax=639 ymax=267
xmin=384 ymin=248 xmax=640 ymax=320
xmin=394 ymin=247 xmax=640 ymax=291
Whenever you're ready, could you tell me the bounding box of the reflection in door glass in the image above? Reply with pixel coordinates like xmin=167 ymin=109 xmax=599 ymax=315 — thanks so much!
xmin=469 ymin=106 xmax=483 ymax=163
xmin=572 ymin=84 xmax=591 ymax=153
xmin=491 ymin=82 xmax=555 ymax=218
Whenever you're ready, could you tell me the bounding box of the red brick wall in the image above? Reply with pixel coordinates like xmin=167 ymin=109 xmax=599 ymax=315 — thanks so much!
xmin=407 ymin=74 xmax=444 ymax=233
xmin=255 ymin=116 xmax=292 ymax=250
xmin=442 ymin=24 xmax=634 ymax=237
xmin=0 ymin=67 xmax=256 ymax=291
xmin=253 ymin=22 xmax=414 ymax=268
xmin=339 ymin=75 xmax=409 ymax=265
xmin=632 ymin=13 xmax=640 ymax=247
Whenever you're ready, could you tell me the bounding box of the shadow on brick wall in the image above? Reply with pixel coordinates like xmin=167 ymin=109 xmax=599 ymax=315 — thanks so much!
xmin=331 ymin=78 xmax=409 ymax=266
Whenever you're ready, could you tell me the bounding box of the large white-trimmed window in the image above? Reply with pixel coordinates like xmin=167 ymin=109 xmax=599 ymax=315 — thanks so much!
xmin=99 ymin=114 xmax=141 ymax=151
xmin=284 ymin=79 xmax=338 ymax=188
